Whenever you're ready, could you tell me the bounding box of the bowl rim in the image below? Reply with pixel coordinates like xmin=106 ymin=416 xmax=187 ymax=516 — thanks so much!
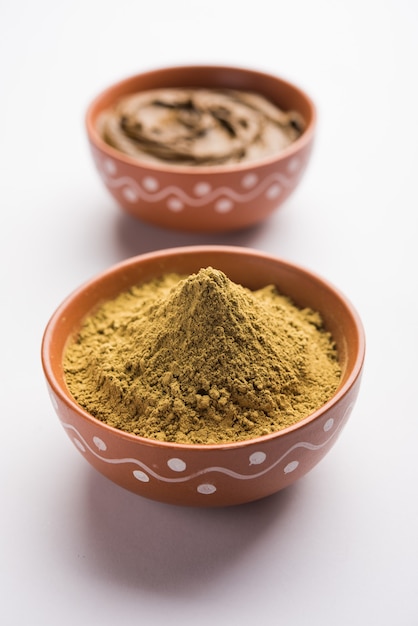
xmin=41 ymin=245 xmax=365 ymax=451
xmin=85 ymin=64 xmax=317 ymax=176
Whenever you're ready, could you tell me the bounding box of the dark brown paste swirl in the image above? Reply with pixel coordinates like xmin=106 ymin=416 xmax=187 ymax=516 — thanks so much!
xmin=98 ymin=88 xmax=305 ymax=166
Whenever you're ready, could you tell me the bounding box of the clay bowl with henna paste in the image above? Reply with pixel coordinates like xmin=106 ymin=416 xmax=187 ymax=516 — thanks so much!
xmin=85 ymin=65 xmax=316 ymax=233
xmin=41 ymin=246 xmax=365 ymax=507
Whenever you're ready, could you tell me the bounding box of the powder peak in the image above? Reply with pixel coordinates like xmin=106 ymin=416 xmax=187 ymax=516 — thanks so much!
xmin=164 ymin=267 xmax=252 ymax=337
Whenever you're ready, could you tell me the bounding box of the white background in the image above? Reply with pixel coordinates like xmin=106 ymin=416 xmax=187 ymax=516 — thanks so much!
xmin=1 ymin=1 xmax=417 ymax=624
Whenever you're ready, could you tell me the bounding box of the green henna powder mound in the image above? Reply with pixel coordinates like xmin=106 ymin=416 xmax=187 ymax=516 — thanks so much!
xmin=64 ymin=267 xmax=341 ymax=444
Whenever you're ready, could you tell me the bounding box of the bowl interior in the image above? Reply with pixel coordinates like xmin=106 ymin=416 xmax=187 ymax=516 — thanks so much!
xmin=86 ymin=65 xmax=316 ymax=159
xmin=43 ymin=247 xmax=363 ymax=415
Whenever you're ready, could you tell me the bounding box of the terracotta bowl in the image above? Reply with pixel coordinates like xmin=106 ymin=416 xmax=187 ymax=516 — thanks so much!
xmin=41 ymin=246 xmax=365 ymax=507
xmin=85 ymin=65 xmax=316 ymax=233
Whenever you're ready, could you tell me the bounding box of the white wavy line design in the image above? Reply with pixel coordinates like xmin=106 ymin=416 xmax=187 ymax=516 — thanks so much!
xmin=95 ymin=155 xmax=304 ymax=208
xmin=62 ymin=414 xmax=345 ymax=484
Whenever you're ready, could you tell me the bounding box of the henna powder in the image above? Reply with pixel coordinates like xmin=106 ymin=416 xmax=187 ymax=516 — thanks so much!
xmin=64 ymin=267 xmax=341 ymax=444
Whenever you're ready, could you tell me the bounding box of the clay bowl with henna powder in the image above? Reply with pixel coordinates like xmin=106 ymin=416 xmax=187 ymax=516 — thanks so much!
xmin=41 ymin=246 xmax=365 ymax=507
xmin=85 ymin=65 xmax=316 ymax=233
